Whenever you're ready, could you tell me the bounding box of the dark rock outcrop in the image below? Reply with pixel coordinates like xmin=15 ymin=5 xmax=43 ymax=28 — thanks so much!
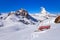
xmin=16 ymin=8 xmax=28 ymax=18
xmin=16 ymin=8 xmax=38 ymax=22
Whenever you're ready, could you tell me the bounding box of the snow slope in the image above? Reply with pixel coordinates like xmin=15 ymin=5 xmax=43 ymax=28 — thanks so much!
xmin=32 ymin=23 xmax=60 ymax=40
xmin=0 ymin=7 xmax=60 ymax=40
xmin=0 ymin=16 xmax=60 ymax=40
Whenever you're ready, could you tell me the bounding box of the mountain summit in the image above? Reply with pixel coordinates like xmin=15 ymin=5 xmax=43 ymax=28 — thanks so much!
xmin=41 ymin=7 xmax=48 ymax=15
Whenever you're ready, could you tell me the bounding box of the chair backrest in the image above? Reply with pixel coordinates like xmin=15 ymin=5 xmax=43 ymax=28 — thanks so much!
xmin=54 ymin=16 xmax=60 ymax=23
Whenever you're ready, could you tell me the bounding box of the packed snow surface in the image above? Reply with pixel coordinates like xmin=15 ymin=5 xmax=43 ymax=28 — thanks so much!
xmin=0 ymin=7 xmax=60 ymax=40
xmin=0 ymin=13 xmax=60 ymax=40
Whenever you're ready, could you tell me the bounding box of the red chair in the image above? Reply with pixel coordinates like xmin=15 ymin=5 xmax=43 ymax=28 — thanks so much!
xmin=38 ymin=25 xmax=50 ymax=31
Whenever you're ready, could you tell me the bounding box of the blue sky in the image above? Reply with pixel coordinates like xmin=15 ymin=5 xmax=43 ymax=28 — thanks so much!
xmin=0 ymin=0 xmax=60 ymax=13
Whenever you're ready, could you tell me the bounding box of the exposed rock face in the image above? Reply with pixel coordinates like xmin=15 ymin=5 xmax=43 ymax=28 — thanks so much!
xmin=16 ymin=8 xmax=28 ymax=18
xmin=8 ymin=8 xmax=28 ymax=18
xmin=54 ymin=16 xmax=60 ymax=23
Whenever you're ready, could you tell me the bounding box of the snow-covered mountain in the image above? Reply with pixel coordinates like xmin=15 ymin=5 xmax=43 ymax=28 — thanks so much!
xmin=0 ymin=9 xmax=38 ymax=27
xmin=0 ymin=7 xmax=60 ymax=40
xmin=31 ymin=7 xmax=57 ymax=21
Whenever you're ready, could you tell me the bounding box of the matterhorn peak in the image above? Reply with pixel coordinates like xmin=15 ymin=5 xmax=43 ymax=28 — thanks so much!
xmin=40 ymin=7 xmax=47 ymax=15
